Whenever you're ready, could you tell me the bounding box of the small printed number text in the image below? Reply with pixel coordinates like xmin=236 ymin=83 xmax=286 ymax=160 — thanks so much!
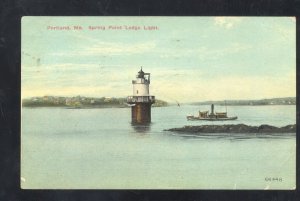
xmin=265 ymin=177 xmax=283 ymax=182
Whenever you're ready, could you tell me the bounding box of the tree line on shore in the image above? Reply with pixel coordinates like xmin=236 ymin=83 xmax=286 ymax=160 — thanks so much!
xmin=22 ymin=95 xmax=168 ymax=108
xmin=191 ymin=97 xmax=295 ymax=106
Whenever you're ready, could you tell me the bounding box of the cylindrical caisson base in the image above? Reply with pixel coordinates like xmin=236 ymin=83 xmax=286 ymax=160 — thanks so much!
xmin=131 ymin=103 xmax=152 ymax=124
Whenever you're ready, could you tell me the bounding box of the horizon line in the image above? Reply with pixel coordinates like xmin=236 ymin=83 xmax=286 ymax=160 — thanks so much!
xmin=22 ymin=95 xmax=296 ymax=103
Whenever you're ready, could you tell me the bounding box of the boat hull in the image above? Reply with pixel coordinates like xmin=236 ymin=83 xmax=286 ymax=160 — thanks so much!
xmin=187 ymin=116 xmax=238 ymax=121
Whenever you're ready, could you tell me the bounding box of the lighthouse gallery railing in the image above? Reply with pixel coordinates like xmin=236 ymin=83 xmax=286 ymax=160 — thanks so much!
xmin=127 ymin=96 xmax=155 ymax=103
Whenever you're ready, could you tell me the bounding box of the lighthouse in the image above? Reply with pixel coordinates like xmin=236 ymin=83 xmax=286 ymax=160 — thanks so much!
xmin=127 ymin=68 xmax=155 ymax=124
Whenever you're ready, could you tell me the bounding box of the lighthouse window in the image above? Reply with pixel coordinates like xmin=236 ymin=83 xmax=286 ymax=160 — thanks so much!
xmin=137 ymin=90 xmax=139 ymax=94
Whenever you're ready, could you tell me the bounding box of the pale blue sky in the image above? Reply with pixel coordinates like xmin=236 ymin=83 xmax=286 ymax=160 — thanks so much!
xmin=21 ymin=17 xmax=295 ymax=102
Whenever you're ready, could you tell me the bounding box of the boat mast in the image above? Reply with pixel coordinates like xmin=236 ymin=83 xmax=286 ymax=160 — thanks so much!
xmin=225 ymin=100 xmax=227 ymax=113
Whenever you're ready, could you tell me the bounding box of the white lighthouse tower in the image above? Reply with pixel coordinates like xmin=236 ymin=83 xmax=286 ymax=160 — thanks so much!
xmin=127 ymin=67 xmax=155 ymax=123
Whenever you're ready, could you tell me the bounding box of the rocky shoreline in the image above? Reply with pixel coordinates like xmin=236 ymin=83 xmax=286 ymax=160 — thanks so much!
xmin=165 ymin=124 xmax=296 ymax=133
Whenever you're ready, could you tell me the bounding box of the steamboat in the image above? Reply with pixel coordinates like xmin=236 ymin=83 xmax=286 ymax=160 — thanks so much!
xmin=187 ymin=104 xmax=238 ymax=121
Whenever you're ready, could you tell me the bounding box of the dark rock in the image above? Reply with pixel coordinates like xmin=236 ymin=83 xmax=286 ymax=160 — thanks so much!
xmin=258 ymin=124 xmax=277 ymax=133
xmin=279 ymin=124 xmax=296 ymax=132
xmin=164 ymin=124 xmax=296 ymax=134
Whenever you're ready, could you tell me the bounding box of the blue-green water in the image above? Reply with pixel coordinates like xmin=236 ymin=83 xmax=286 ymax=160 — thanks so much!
xmin=21 ymin=105 xmax=296 ymax=189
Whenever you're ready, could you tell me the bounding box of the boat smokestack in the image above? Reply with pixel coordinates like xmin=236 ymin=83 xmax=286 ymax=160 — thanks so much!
xmin=211 ymin=104 xmax=214 ymax=115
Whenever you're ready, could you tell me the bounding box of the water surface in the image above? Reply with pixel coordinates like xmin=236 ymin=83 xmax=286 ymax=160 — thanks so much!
xmin=21 ymin=105 xmax=296 ymax=189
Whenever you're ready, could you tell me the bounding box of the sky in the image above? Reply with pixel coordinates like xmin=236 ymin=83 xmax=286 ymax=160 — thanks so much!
xmin=21 ymin=17 xmax=296 ymax=102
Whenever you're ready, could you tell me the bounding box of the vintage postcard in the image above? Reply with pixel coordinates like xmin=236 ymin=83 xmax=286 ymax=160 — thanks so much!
xmin=21 ymin=17 xmax=296 ymax=189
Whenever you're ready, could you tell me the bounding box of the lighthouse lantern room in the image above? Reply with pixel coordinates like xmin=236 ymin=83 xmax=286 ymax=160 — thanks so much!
xmin=127 ymin=67 xmax=155 ymax=123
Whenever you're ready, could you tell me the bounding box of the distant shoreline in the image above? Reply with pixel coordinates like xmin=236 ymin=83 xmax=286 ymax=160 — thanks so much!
xmin=21 ymin=96 xmax=295 ymax=108
xmin=189 ymin=97 xmax=295 ymax=106
xmin=21 ymin=96 xmax=168 ymax=108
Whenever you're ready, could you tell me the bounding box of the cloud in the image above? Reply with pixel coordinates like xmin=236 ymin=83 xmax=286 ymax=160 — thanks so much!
xmin=49 ymin=34 xmax=156 ymax=57
xmin=158 ymin=47 xmax=207 ymax=59
xmin=214 ymin=17 xmax=242 ymax=29
xmin=21 ymin=86 xmax=117 ymax=99
xmin=196 ymin=43 xmax=252 ymax=61
xmin=156 ymin=42 xmax=252 ymax=61
xmin=84 ymin=41 xmax=156 ymax=56
xmin=153 ymin=74 xmax=295 ymax=102
xmin=21 ymin=65 xmax=295 ymax=102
